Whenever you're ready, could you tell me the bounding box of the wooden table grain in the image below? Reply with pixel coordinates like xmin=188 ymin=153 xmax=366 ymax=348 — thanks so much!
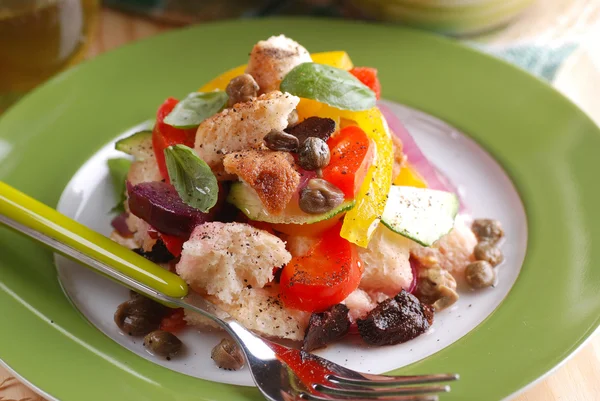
xmin=1 ymin=2 xmax=600 ymax=400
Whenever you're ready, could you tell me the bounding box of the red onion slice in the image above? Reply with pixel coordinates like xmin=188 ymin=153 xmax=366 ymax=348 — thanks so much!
xmin=408 ymin=257 xmax=418 ymax=294
xmin=378 ymin=103 xmax=465 ymax=211
xmin=110 ymin=212 xmax=133 ymax=237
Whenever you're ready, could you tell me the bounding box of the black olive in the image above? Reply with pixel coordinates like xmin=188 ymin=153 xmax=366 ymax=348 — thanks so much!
xmin=284 ymin=116 xmax=335 ymax=145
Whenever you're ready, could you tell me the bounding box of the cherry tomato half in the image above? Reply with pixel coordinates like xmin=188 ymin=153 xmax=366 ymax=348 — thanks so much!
xmin=152 ymin=97 xmax=197 ymax=181
xmin=280 ymin=222 xmax=362 ymax=312
xmin=322 ymin=126 xmax=373 ymax=199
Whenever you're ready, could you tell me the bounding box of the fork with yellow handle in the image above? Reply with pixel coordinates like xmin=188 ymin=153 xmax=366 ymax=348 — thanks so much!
xmin=0 ymin=181 xmax=188 ymax=301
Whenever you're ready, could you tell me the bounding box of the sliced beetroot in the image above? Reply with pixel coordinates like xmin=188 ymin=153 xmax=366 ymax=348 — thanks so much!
xmin=127 ymin=181 xmax=215 ymax=238
xmin=111 ymin=212 xmax=133 ymax=237
xmin=285 ymin=117 xmax=336 ymax=145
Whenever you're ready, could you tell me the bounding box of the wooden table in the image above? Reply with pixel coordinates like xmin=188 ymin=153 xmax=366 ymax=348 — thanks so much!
xmin=2 ymin=2 xmax=600 ymax=400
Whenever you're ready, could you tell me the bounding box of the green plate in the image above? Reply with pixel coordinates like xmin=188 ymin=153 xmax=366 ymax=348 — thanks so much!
xmin=1 ymin=18 xmax=599 ymax=401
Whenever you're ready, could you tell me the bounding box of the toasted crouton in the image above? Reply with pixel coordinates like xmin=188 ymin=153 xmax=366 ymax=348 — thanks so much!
xmin=343 ymin=289 xmax=389 ymax=322
xmin=113 ymin=156 xmax=162 ymax=251
xmin=176 ymin=222 xmax=291 ymax=304
xmin=184 ymin=286 xmax=310 ymax=341
xmin=109 ymin=231 xmax=139 ymax=250
xmin=223 ymin=150 xmax=300 ymax=214
xmin=357 ymin=224 xmax=414 ymax=297
xmin=246 ymin=35 xmax=312 ymax=94
xmin=411 ymin=215 xmax=477 ymax=275
xmin=124 ymin=214 xmax=156 ymax=252
xmin=126 ymin=157 xmax=162 ymax=186
xmin=281 ymin=234 xmax=320 ymax=257
xmin=194 ymin=91 xmax=299 ymax=180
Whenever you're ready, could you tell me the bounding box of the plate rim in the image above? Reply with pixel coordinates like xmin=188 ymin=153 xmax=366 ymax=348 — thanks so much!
xmin=1 ymin=17 xmax=599 ymax=401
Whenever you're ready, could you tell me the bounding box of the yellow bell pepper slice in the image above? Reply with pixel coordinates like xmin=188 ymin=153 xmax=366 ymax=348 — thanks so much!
xmin=198 ymin=50 xmax=391 ymax=247
xmin=311 ymin=51 xmax=354 ymax=70
xmin=296 ymin=99 xmax=394 ymax=247
xmin=393 ymin=163 xmax=428 ymax=188
xmin=199 ymin=51 xmax=354 ymax=92
xmin=339 ymin=107 xmax=394 ymax=247
xmin=200 ymin=65 xmax=246 ymax=92
xmin=296 ymin=98 xmax=342 ymax=130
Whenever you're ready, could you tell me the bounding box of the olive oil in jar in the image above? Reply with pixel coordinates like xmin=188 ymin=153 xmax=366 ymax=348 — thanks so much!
xmin=0 ymin=0 xmax=99 ymax=111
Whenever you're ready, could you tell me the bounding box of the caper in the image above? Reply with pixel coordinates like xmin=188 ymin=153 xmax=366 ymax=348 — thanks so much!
xmin=128 ymin=296 xmax=167 ymax=316
xmin=144 ymin=330 xmax=182 ymax=358
xmin=474 ymin=241 xmax=504 ymax=266
xmin=298 ymin=137 xmax=330 ymax=171
xmin=416 ymin=266 xmax=457 ymax=304
xmin=114 ymin=297 xmax=166 ymax=336
xmin=263 ymin=129 xmax=299 ymax=152
xmin=287 ymin=109 xmax=299 ymax=127
xmin=472 ymin=219 xmax=504 ymax=244
xmin=432 ymin=285 xmax=459 ymax=312
xmin=465 ymin=261 xmax=496 ymax=289
xmin=211 ymin=338 xmax=245 ymax=371
xmin=226 ymin=74 xmax=259 ymax=107
xmin=299 ymin=178 xmax=344 ymax=214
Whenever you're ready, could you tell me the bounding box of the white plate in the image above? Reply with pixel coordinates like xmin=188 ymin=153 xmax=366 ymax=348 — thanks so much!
xmin=55 ymin=100 xmax=527 ymax=387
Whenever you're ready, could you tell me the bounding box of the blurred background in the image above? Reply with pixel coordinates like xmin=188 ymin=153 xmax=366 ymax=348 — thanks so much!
xmin=1 ymin=0 xmax=598 ymax=113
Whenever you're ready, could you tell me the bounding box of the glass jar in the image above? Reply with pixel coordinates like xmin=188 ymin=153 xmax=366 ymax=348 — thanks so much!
xmin=0 ymin=0 xmax=100 ymax=112
xmin=345 ymin=0 xmax=536 ymax=36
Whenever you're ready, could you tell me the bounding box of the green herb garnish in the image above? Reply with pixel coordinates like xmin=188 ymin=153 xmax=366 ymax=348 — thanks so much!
xmin=280 ymin=63 xmax=376 ymax=111
xmin=164 ymin=145 xmax=218 ymax=212
xmin=163 ymin=91 xmax=228 ymax=129
xmin=107 ymin=157 xmax=132 ymax=213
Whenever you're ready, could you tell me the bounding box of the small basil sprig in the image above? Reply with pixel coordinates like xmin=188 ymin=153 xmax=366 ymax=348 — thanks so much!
xmin=164 ymin=91 xmax=228 ymax=129
xmin=280 ymin=63 xmax=376 ymax=111
xmin=164 ymin=145 xmax=219 ymax=212
xmin=107 ymin=157 xmax=132 ymax=213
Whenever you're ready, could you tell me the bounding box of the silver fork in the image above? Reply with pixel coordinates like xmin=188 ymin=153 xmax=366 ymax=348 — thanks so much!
xmin=0 ymin=182 xmax=458 ymax=401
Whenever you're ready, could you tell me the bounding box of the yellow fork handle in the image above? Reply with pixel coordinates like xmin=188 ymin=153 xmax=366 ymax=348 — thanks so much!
xmin=0 ymin=181 xmax=188 ymax=299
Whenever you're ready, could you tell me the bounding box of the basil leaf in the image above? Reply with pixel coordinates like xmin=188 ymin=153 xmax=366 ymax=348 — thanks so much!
xmin=280 ymin=63 xmax=376 ymax=111
xmin=164 ymin=91 xmax=228 ymax=129
xmin=164 ymin=144 xmax=219 ymax=212
xmin=107 ymin=157 xmax=132 ymax=213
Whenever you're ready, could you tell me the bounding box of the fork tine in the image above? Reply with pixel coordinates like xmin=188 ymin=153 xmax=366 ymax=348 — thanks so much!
xmin=300 ymin=393 xmax=439 ymax=401
xmin=327 ymin=373 xmax=459 ymax=387
xmin=313 ymin=383 xmax=450 ymax=398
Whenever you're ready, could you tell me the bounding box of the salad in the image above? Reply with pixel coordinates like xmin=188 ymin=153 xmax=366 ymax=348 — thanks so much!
xmin=107 ymin=35 xmax=505 ymax=366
